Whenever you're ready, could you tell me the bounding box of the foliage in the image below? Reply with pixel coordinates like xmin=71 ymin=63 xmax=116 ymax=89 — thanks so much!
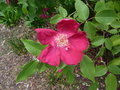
xmin=0 ymin=3 xmax=20 ymax=26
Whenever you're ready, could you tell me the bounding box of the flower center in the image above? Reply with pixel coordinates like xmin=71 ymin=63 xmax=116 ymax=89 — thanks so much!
xmin=55 ymin=34 xmax=69 ymax=47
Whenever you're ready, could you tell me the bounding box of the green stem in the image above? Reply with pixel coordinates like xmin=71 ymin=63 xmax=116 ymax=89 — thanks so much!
xmin=68 ymin=11 xmax=76 ymax=17
xmin=85 ymin=0 xmax=95 ymax=12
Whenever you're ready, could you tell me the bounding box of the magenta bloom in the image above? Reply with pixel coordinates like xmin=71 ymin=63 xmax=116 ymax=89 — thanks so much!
xmin=40 ymin=14 xmax=49 ymax=19
xmin=35 ymin=19 xmax=89 ymax=66
xmin=43 ymin=8 xmax=50 ymax=12
xmin=7 ymin=0 xmax=10 ymax=4
xmin=6 ymin=0 xmax=18 ymax=4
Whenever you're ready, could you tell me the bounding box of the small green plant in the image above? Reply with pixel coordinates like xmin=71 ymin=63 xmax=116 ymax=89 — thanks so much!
xmin=0 ymin=7 xmax=20 ymax=27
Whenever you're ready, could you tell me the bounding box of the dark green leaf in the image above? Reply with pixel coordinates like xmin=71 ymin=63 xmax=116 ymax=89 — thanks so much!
xmin=37 ymin=63 xmax=48 ymax=73
xmin=16 ymin=60 xmax=38 ymax=82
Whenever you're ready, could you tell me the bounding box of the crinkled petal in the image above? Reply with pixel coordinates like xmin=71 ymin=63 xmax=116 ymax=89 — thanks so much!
xmin=38 ymin=45 xmax=60 ymax=66
xmin=60 ymin=46 xmax=84 ymax=65
xmin=57 ymin=19 xmax=80 ymax=36
xmin=69 ymin=31 xmax=89 ymax=51
xmin=35 ymin=28 xmax=57 ymax=45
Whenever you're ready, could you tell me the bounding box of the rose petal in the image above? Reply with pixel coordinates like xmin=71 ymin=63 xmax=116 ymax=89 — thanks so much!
xmin=60 ymin=45 xmax=84 ymax=65
xmin=35 ymin=28 xmax=57 ymax=45
xmin=57 ymin=19 xmax=80 ymax=36
xmin=38 ymin=45 xmax=60 ymax=66
xmin=69 ymin=31 xmax=89 ymax=51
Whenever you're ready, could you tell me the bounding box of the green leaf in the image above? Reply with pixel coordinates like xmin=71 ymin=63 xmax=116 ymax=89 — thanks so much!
xmin=50 ymin=14 xmax=63 ymax=24
xmin=22 ymin=3 xmax=28 ymax=14
xmin=37 ymin=63 xmax=48 ymax=73
xmin=105 ymin=73 xmax=117 ymax=90
xmin=92 ymin=36 xmax=105 ymax=47
xmin=110 ymin=35 xmax=120 ymax=47
xmin=22 ymin=40 xmax=46 ymax=56
xmin=105 ymin=38 xmax=113 ymax=50
xmin=84 ymin=22 xmax=96 ymax=40
xmin=111 ymin=20 xmax=120 ymax=28
xmin=89 ymin=82 xmax=99 ymax=90
xmin=16 ymin=60 xmax=38 ymax=82
xmin=28 ymin=0 xmax=37 ymax=8
xmin=75 ymin=0 xmax=89 ymax=21
xmin=95 ymin=1 xmax=107 ymax=12
xmin=58 ymin=6 xmax=68 ymax=17
xmin=80 ymin=55 xmax=95 ymax=82
xmin=111 ymin=46 xmax=120 ymax=55
xmin=0 ymin=2 xmax=7 ymax=11
xmin=63 ymin=66 xmax=75 ymax=84
xmin=95 ymin=23 xmax=109 ymax=31
xmin=108 ymin=57 xmax=120 ymax=66
xmin=76 ymin=17 xmax=85 ymax=23
xmin=108 ymin=65 xmax=120 ymax=75
xmin=108 ymin=29 xmax=118 ymax=34
xmin=95 ymin=65 xmax=107 ymax=77
xmin=66 ymin=72 xmax=75 ymax=84
xmin=95 ymin=10 xmax=117 ymax=25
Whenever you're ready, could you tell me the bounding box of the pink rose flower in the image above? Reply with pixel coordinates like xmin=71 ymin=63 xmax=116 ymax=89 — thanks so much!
xmin=35 ymin=19 xmax=89 ymax=66
xmin=7 ymin=0 xmax=18 ymax=4
xmin=40 ymin=14 xmax=49 ymax=20
xmin=43 ymin=8 xmax=50 ymax=12
xmin=7 ymin=0 xmax=10 ymax=4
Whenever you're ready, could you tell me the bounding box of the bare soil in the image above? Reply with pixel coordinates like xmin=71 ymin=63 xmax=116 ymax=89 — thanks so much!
xmin=0 ymin=24 xmax=48 ymax=90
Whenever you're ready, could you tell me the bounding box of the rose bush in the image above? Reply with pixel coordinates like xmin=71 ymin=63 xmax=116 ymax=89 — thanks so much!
xmin=0 ymin=0 xmax=119 ymax=89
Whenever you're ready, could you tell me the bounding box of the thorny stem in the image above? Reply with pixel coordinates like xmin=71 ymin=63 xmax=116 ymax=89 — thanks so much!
xmin=80 ymin=16 xmax=95 ymax=25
